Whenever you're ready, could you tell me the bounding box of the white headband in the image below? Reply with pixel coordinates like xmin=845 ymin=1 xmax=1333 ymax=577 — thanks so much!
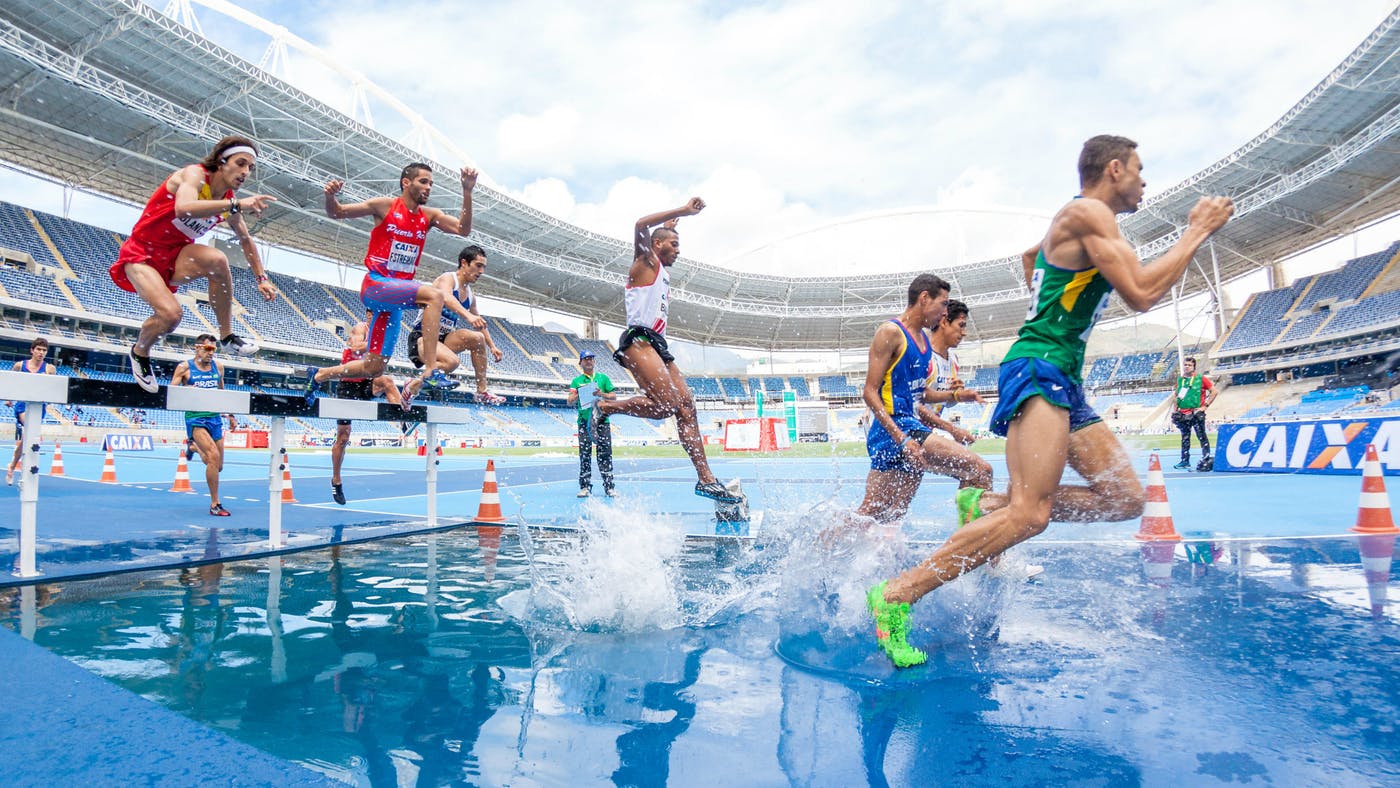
xmin=220 ymin=145 xmax=258 ymax=162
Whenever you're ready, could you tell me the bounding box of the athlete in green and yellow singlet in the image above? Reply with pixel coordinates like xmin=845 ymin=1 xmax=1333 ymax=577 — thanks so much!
xmin=868 ymin=135 xmax=1235 ymax=668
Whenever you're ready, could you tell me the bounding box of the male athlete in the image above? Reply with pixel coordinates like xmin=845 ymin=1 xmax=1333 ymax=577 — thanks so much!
xmin=5 ymin=337 xmax=57 ymax=486
xmin=112 ymin=136 xmax=277 ymax=392
xmin=851 ymin=279 xmax=986 ymax=524
xmin=171 ymin=334 xmax=238 ymax=516
xmin=591 ymin=199 xmax=740 ymax=503
xmin=406 ymin=244 xmax=506 ymax=405
xmin=330 ymin=313 xmax=403 ymax=505
xmin=868 ymin=135 xmax=1234 ymax=667
xmin=304 ymin=163 xmax=478 ymax=406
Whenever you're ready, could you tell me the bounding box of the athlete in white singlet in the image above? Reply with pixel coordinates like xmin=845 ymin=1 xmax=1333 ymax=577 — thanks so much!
xmin=592 ymin=198 xmax=740 ymax=503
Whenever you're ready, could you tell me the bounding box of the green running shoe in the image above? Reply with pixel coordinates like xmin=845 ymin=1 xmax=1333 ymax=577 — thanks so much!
xmin=955 ymin=487 xmax=985 ymax=529
xmin=866 ymin=581 xmax=927 ymax=668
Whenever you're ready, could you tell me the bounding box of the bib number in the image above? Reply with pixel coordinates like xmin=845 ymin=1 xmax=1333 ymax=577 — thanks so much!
xmin=386 ymin=240 xmax=420 ymax=273
xmin=1024 ymin=268 xmax=1045 ymax=321
xmin=1078 ymin=292 xmax=1112 ymax=342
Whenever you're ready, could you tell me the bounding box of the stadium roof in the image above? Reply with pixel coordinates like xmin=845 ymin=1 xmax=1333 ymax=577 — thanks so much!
xmin=0 ymin=0 xmax=1398 ymax=350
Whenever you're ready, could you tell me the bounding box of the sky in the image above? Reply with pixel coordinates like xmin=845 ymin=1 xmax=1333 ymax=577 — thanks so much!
xmin=2 ymin=0 xmax=1398 ymax=362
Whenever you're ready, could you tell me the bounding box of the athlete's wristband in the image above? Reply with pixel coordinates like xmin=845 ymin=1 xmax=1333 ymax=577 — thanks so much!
xmin=256 ymin=274 xmax=270 ymax=284
xmin=900 ymin=435 xmax=916 ymax=450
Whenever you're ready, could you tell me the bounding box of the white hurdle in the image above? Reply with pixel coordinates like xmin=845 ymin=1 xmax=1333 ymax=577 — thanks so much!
xmin=0 ymin=370 xmax=475 ymax=577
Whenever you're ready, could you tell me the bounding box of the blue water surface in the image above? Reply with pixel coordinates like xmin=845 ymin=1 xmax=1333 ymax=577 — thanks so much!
xmin=2 ymin=509 xmax=1396 ymax=786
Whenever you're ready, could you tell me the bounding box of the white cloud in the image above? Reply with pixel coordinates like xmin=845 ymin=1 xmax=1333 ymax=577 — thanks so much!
xmin=497 ymin=106 xmax=582 ymax=175
xmin=121 ymin=0 xmax=1400 ymax=273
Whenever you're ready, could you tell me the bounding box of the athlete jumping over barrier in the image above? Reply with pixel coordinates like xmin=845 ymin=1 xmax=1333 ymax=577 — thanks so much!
xmin=592 ymin=199 xmax=743 ymax=505
xmin=304 ymin=163 xmax=478 ymax=407
xmin=111 ymin=135 xmax=277 ymax=392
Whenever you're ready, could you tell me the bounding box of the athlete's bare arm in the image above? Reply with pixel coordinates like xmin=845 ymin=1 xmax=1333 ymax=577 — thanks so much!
xmin=1051 ymin=197 xmax=1233 ymax=312
xmin=861 ymin=323 xmax=924 ymax=469
xmin=170 ymin=361 xmax=191 ymax=387
xmin=628 ymin=198 xmax=704 ymax=286
xmin=426 ymin=168 xmax=478 ymax=236
xmin=1022 ymin=243 xmax=1039 ymax=291
xmin=323 ymin=179 xmax=394 ymax=222
xmin=171 ymin=165 xmax=275 ymax=220
xmin=226 ymin=212 xmax=278 ymax=302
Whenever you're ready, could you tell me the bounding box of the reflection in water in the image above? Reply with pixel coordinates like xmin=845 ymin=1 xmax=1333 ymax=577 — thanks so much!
xmin=0 ymin=530 xmax=1396 ymax=786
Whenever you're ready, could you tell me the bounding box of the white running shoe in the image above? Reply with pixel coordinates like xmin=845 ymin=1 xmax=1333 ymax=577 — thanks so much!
xmin=129 ymin=348 xmax=158 ymax=393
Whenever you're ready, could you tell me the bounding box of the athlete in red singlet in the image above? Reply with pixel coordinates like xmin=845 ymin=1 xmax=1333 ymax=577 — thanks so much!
xmin=303 ymin=162 xmax=478 ymax=407
xmin=330 ymin=313 xmax=402 ymax=505
xmin=112 ymin=135 xmax=278 ymax=393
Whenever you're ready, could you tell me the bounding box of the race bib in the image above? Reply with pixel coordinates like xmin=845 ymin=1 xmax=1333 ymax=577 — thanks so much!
xmin=386 ymin=240 xmax=420 ymax=273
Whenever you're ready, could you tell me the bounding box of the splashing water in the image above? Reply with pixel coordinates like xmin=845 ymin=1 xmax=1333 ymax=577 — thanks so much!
xmin=503 ymin=497 xmax=690 ymax=632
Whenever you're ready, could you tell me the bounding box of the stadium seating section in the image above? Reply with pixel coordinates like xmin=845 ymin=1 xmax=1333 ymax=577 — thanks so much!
xmin=7 ymin=196 xmax=1400 ymax=436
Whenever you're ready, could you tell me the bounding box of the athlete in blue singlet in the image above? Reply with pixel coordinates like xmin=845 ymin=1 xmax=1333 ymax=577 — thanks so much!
xmin=407 ymin=245 xmax=505 ymax=404
xmin=6 ymin=337 xmax=57 ymax=486
xmin=852 ymin=274 xmax=977 ymax=523
xmin=171 ymin=333 xmax=237 ymax=516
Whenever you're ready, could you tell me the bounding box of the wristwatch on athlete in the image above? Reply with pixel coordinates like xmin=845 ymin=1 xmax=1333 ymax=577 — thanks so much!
xmin=229 ymin=197 xmax=241 ymax=215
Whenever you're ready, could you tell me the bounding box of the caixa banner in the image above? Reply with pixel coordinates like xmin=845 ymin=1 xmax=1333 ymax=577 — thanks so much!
xmin=1215 ymin=418 xmax=1400 ymax=475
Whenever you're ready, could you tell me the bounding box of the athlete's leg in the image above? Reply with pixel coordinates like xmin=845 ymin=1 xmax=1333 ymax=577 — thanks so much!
xmin=433 ymin=333 xmax=464 ymax=375
xmin=855 ymin=467 xmax=923 ymax=523
xmin=445 ymin=329 xmax=490 ymax=392
xmin=664 ymin=361 xmax=721 ymax=485
xmin=191 ymin=426 xmax=222 ymax=506
xmin=413 ymin=285 xmax=445 ymax=385
xmin=1054 ymin=422 xmax=1146 ymax=522
xmin=920 ymin=434 xmax=993 ymax=489
xmin=371 ymin=376 xmax=402 ymax=406
xmin=168 ymin=244 xmax=237 ymax=340
xmin=884 ymin=396 xmax=1069 ymax=604
xmin=331 ymin=423 xmax=352 ymax=486
xmin=604 ymin=344 xmax=682 ymax=420
xmin=124 ymin=262 xmax=185 ymax=354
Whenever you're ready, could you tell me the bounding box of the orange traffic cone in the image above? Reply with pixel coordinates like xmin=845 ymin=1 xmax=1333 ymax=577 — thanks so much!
xmin=473 ymin=459 xmax=506 ymax=523
xmin=49 ymin=441 xmax=64 ymax=476
xmin=280 ymin=452 xmax=297 ymax=503
xmin=477 ymin=525 xmax=502 ymax=582
xmin=1352 ymin=444 xmax=1399 ymax=535
xmin=1136 ymin=453 xmax=1182 ymax=542
xmin=99 ymin=446 xmax=117 ymax=483
xmin=1351 ymin=444 xmax=1398 ymax=618
xmin=171 ymin=443 xmax=194 ymax=493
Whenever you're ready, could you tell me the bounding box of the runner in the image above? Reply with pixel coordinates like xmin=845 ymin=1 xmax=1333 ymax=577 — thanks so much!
xmin=5 ymin=337 xmax=58 ymax=486
xmin=330 ymin=313 xmax=403 ymax=505
xmin=406 ymin=244 xmax=505 ymax=405
xmin=112 ymin=136 xmax=276 ymax=392
xmin=868 ymin=135 xmax=1234 ymax=667
xmin=592 ymin=200 xmax=741 ymax=503
xmin=304 ymin=163 xmax=478 ymax=406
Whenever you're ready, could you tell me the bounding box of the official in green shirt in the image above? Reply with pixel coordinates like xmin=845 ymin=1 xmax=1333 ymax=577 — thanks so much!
xmin=568 ymin=350 xmax=617 ymax=497
xmin=1171 ymin=356 xmax=1215 ymax=471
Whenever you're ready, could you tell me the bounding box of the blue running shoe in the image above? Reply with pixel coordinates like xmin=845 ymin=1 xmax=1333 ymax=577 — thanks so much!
xmin=303 ymin=366 xmax=321 ymax=405
xmin=424 ymin=370 xmax=460 ymax=391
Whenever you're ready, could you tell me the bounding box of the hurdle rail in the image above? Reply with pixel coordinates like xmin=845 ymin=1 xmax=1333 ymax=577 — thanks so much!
xmin=0 ymin=370 xmax=471 ymax=578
